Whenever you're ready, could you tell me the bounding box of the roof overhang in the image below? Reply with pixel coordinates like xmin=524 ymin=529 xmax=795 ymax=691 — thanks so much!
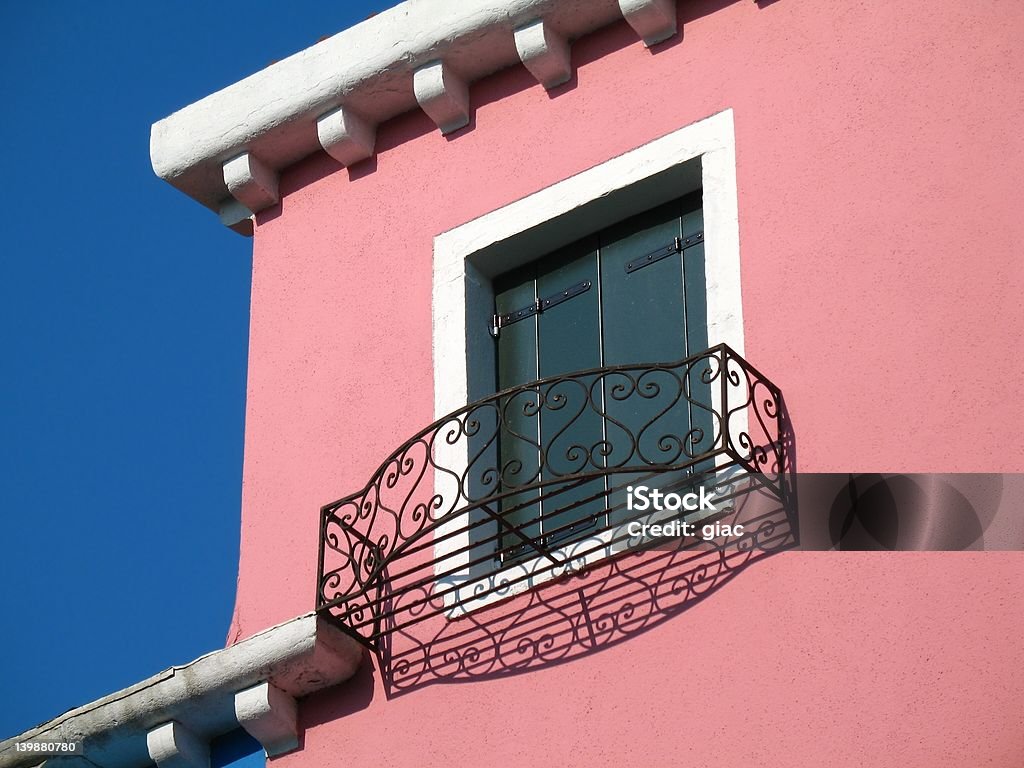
xmin=0 ymin=614 xmax=363 ymax=768
xmin=148 ymin=0 xmax=682 ymax=234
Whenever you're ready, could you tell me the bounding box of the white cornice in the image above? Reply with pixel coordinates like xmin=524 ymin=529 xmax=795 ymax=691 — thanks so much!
xmin=148 ymin=0 xmax=682 ymax=235
xmin=0 ymin=614 xmax=362 ymax=768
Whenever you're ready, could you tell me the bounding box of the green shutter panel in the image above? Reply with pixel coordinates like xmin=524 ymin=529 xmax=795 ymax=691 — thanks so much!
xmin=494 ymin=269 xmax=542 ymax=549
xmin=534 ymin=239 xmax=604 ymax=543
xmin=492 ymin=195 xmax=710 ymax=560
xmin=598 ymin=201 xmax=690 ymax=521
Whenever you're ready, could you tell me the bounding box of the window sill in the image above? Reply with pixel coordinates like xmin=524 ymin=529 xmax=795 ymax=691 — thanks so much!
xmin=438 ymin=476 xmax=738 ymax=619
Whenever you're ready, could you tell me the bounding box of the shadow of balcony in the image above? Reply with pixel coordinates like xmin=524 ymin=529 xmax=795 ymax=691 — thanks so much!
xmin=376 ymin=476 xmax=794 ymax=696
xmin=317 ymin=344 xmax=796 ymax=696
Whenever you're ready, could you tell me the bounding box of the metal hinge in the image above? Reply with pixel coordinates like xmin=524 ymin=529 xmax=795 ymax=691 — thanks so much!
xmin=490 ymin=279 xmax=592 ymax=338
xmin=625 ymin=230 xmax=704 ymax=274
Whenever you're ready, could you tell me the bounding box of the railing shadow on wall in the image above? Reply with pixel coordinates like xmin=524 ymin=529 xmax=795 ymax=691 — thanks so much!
xmin=317 ymin=344 xmax=796 ymax=697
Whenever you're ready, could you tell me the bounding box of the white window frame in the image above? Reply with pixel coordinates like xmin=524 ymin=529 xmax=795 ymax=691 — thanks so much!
xmin=431 ymin=108 xmax=744 ymax=617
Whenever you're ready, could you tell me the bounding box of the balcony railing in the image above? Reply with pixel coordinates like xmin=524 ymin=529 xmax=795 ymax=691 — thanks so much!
xmin=317 ymin=343 xmax=795 ymax=657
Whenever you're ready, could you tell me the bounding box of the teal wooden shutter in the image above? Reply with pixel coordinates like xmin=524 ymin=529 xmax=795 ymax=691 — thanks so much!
xmin=494 ymin=263 xmax=543 ymax=545
xmin=492 ymin=194 xmax=707 ymax=560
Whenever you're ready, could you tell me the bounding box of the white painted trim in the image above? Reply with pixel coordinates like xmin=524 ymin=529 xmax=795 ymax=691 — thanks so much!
xmin=149 ymin=0 xmax=690 ymax=224
xmin=223 ymin=152 xmax=279 ymax=212
xmin=0 ymin=614 xmax=362 ymax=768
xmin=218 ymin=198 xmax=254 ymax=237
xmin=443 ymin=503 xmax=728 ymax=616
xmin=147 ymin=722 xmax=209 ymax=768
xmin=618 ymin=0 xmax=678 ymax=47
xmin=514 ymin=19 xmax=573 ymax=90
xmin=431 ymin=108 xmax=744 ymax=611
xmin=234 ymin=682 xmax=299 ymax=758
xmin=317 ymin=105 xmax=376 ymax=168
xmin=413 ymin=61 xmax=471 ymax=135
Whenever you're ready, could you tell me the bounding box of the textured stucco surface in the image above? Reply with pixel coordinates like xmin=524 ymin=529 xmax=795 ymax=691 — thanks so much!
xmin=295 ymin=554 xmax=1024 ymax=767
xmin=230 ymin=1 xmax=1024 ymax=764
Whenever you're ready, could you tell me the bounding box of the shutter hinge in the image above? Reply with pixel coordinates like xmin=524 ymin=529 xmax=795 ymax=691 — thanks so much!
xmin=625 ymin=230 xmax=704 ymax=274
xmin=490 ymin=279 xmax=592 ymax=338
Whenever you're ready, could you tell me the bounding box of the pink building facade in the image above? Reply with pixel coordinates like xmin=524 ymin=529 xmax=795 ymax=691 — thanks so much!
xmin=5 ymin=2 xmax=1023 ymax=767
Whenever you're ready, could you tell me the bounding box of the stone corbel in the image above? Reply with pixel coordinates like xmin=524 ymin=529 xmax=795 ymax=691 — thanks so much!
xmin=222 ymin=152 xmax=279 ymax=214
xmin=235 ymin=681 xmax=299 ymax=758
xmin=146 ymin=721 xmax=209 ymax=768
xmin=413 ymin=60 xmax=470 ymax=134
xmin=317 ymin=105 xmax=376 ymax=167
xmin=514 ymin=19 xmax=572 ymax=90
xmin=618 ymin=0 xmax=677 ymax=47
xmin=218 ymin=198 xmax=254 ymax=237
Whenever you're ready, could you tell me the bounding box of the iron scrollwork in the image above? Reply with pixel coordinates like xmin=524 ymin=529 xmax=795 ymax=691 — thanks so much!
xmin=317 ymin=343 xmax=795 ymax=689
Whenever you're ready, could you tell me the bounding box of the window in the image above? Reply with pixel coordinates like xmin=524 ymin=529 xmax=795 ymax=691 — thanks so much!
xmin=492 ymin=194 xmax=712 ymax=560
xmin=431 ymin=109 xmax=743 ymax=612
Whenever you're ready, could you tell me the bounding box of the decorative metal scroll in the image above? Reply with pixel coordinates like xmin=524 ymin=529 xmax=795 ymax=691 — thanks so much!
xmin=377 ymin=483 xmax=793 ymax=693
xmin=317 ymin=343 xmax=794 ymax=678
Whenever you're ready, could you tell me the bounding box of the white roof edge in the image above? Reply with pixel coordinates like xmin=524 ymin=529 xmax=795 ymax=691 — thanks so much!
xmin=149 ymin=0 xmax=666 ymax=224
xmin=0 ymin=613 xmax=363 ymax=768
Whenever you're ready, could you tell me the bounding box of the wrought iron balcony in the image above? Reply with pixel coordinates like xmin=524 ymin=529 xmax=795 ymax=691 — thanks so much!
xmin=317 ymin=343 xmax=795 ymax=663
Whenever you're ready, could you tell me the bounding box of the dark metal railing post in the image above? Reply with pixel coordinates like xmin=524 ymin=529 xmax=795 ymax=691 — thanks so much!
xmin=720 ymin=344 xmax=729 ymax=455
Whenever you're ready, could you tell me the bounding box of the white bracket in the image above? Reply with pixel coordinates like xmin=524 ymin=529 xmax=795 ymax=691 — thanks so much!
xmin=218 ymin=197 xmax=254 ymax=237
xmin=146 ymin=721 xmax=210 ymax=768
xmin=316 ymin=105 xmax=376 ymax=167
xmin=234 ymin=681 xmax=299 ymax=757
xmin=618 ymin=0 xmax=677 ymax=47
xmin=413 ymin=60 xmax=470 ymax=135
xmin=513 ymin=19 xmax=572 ymax=90
xmin=222 ymin=151 xmax=279 ymax=214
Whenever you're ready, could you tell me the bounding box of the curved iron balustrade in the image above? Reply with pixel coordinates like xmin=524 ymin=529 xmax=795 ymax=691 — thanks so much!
xmin=317 ymin=343 xmax=794 ymax=652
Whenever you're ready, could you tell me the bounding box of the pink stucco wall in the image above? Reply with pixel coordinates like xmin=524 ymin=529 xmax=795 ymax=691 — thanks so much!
xmin=230 ymin=1 xmax=1024 ymax=764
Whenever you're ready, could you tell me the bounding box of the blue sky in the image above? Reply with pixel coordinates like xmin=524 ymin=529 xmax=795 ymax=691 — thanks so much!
xmin=0 ymin=1 xmax=394 ymax=738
